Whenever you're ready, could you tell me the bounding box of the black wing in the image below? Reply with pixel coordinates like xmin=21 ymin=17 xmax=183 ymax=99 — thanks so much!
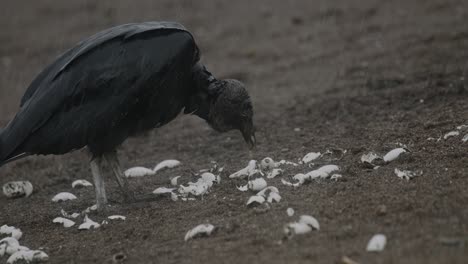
xmin=0 ymin=22 xmax=199 ymax=161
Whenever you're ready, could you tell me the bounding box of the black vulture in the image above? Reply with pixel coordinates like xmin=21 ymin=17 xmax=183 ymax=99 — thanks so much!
xmin=0 ymin=22 xmax=255 ymax=209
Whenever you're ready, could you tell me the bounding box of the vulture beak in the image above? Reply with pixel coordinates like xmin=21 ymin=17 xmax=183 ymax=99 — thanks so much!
xmin=241 ymin=121 xmax=256 ymax=149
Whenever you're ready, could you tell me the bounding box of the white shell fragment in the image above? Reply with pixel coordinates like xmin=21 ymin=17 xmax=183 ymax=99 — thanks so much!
xmin=0 ymin=225 xmax=23 ymax=240
xmin=267 ymin=168 xmax=283 ymax=179
xmin=178 ymin=172 xmax=218 ymax=198
xmin=154 ymin=160 xmax=181 ymax=173
xmin=330 ymin=174 xmax=342 ymax=181
xmin=281 ymin=173 xmax=305 ymax=188
xmin=361 ymin=152 xmax=381 ymax=164
xmin=287 ymin=208 xmax=295 ymax=217
xmin=237 ymin=184 xmax=248 ymax=192
xmin=383 ymin=148 xmax=406 ymax=162
xmin=2 ymin=181 xmax=33 ymax=198
xmin=78 ymin=215 xmax=101 ymax=230
xmin=51 ymin=192 xmax=77 ymax=202
xmin=246 ymin=195 xmax=265 ymax=206
xmin=71 ymin=179 xmax=93 ymax=188
xmin=7 ymin=250 xmax=49 ymax=264
xmin=153 ymin=187 xmax=176 ymax=194
xmin=302 ymin=152 xmax=321 ymax=163
xmin=52 ymin=217 xmax=75 ymax=228
xmin=260 ymin=157 xmax=276 ymax=171
xmin=184 ymin=224 xmax=215 ymax=241
xmin=124 ymin=166 xmax=155 ymax=177
xmin=443 ymin=131 xmax=460 ymax=140
xmin=248 ymin=177 xmax=267 ymax=191
xmin=305 ymin=165 xmax=340 ymax=180
xmin=61 ymin=209 xmax=80 ymax=219
xmin=299 ymin=215 xmax=320 ymax=230
xmin=108 ymin=215 xmax=126 ymax=221
xmin=0 ymin=237 xmax=21 ymax=256
xmin=284 ymin=222 xmax=312 ymax=236
xmin=229 ymin=160 xmax=257 ymax=179
xmin=275 ymin=160 xmax=299 ymax=167
xmin=257 ymin=187 xmax=281 ymax=203
xmin=462 ymin=134 xmax=468 ymax=143
xmin=394 ymin=168 xmax=421 ymax=180
xmin=170 ymin=176 xmax=181 ymax=186
xmin=366 ymin=234 xmax=387 ymax=252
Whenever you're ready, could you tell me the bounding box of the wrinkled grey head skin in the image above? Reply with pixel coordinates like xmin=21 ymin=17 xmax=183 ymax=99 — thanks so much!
xmin=208 ymin=79 xmax=256 ymax=148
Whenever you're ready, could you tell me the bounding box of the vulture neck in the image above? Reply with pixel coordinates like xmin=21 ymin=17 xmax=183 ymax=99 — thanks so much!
xmin=186 ymin=63 xmax=220 ymax=122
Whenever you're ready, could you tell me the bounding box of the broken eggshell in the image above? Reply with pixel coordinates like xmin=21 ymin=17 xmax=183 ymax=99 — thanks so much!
xmin=71 ymin=179 xmax=92 ymax=188
xmin=78 ymin=215 xmax=100 ymax=230
xmin=383 ymin=148 xmax=407 ymax=162
xmin=7 ymin=250 xmax=49 ymax=264
xmin=51 ymin=192 xmax=77 ymax=202
xmin=2 ymin=181 xmax=33 ymax=198
xmin=0 ymin=225 xmax=23 ymax=240
xmin=52 ymin=217 xmax=75 ymax=228
xmin=394 ymin=168 xmax=421 ymax=180
xmin=184 ymin=224 xmax=215 ymax=241
xmin=299 ymin=215 xmax=320 ymax=230
xmin=287 ymin=208 xmax=295 ymax=217
xmin=0 ymin=237 xmax=21 ymax=256
xmin=302 ymin=152 xmax=321 ymax=163
xmin=267 ymin=168 xmax=283 ymax=179
xmin=443 ymin=131 xmax=460 ymax=140
xmin=124 ymin=167 xmax=155 ymax=177
xmin=229 ymin=160 xmax=257 ymax=179
xmin=108 ymin=215 xmax=126 ymax=221
xmin=246 ymin=195 xmax=266 ymax=206
xmin=366 ymin=234 xmax=387 ymax=252
xmin=154 ymin=160 xmax=181 ymax=173
xmin=260 ymin=157 xmax=276 ymax=171
xmin=170 ymin=176 xmax=181 ymax=186
xmin=248 ymin=177 xmax=267 ymax=191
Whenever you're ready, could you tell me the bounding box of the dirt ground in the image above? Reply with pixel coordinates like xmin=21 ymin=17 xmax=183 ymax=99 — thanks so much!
xmin=1 ymin=0 xmax=468 ymax=263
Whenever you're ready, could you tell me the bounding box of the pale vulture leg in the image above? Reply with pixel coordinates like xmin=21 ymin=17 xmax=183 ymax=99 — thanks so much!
xmin=104 ymin=151 xmax=135 ymax=202
xmin=90 ymin=157 xmax=108 ymax=210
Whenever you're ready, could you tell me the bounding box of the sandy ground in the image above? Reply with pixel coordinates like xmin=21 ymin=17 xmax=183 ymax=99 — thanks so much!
xmin=1 ymin=0 xmax=467 ymax=263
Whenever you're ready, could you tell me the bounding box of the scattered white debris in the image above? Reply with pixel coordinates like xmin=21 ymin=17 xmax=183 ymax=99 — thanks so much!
xmin=153 ymin=187 xmax=176 ymax=194
xmin=299 ymin=215 xmax=320 ymax=230
xmin=7 ymin=250 xmax=49 ymax=264
xmin=184 ymin=224 xmax=215 ymax=241
xmin=443 ymin=131 xmax=460 ymax=140
xmin=78 ymin=215 xmax=100 ymax=230
xmin=260 ymin=157 xmax=276 ymax=171
xmin=394 ymin=168 xmax=421 ymax=180
xmin=0 ymin=237 xmax=21 ymax=256
xmin=287 ymin=208 xmax=295 ymax=217
xmin=246 ymin=195 xmax=266 ymax=206
xmin=366 ymin=234 xmax=387 ymax=252
xmin=456 ymin=124 xmax=468 ymax=130
xmin=52 ymin=217 xmax=75 ymax=228
xmin=170 ymin=176 xmax=181 ymax=186
xmin=248 ymin=177 xmax=267 ymax=191
xmin=284 ymin=222 xmax=312 ymax=236
xmin=383 ymin=148 xmax=406 ymax=162
xmin=108 ymin=215 xmax=126 ymax=221
xmin=284 ymin=214 xmax=320 ymax=237
xmin=154 ymin=160 xmax=181 ymax=173
xmin=71 ymin=179 xmax=92 ymax=188
xmin=178 ymin=173 xmax=218 ymax=198
xmin=275 ymin=160 xmax=299 ymax=167
xmin=237 ymin=184 xmax=248 ymax=192
xmin=82 ymin=204 xmax=98 ymax=215
xmin=330 ymin=174 xmax=342 ymax=181
xmin=257 ymin=187 xmax=281 ymax=203
xmin=302 ymin=152 xmax=321 ymax=163
xmin=281 ymin=173 xmax=305 ymax=188
xmin=361 ymin=152 xmax=381 ymax=164
xmin=2 ymin=181 xmax=33 ymax=198
xmin=462 ymin=134 xmax=468 ymax=143
xmin=124 ymin=167 xmax=154 ymax=177
xmin=267 ymin=168 xmax=283 ymax=179
xmin=60 ymin=209 xmax=80 ymax=219
xmin=51 ymin=192 xmax=77 ymax=202
xmin=305 ymin=165 xmax=340 ymax=180
xmin=229 ymin=160 xmax=257 ymax=178
xmin=0 ymin=225 xmax=23 ymax=240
